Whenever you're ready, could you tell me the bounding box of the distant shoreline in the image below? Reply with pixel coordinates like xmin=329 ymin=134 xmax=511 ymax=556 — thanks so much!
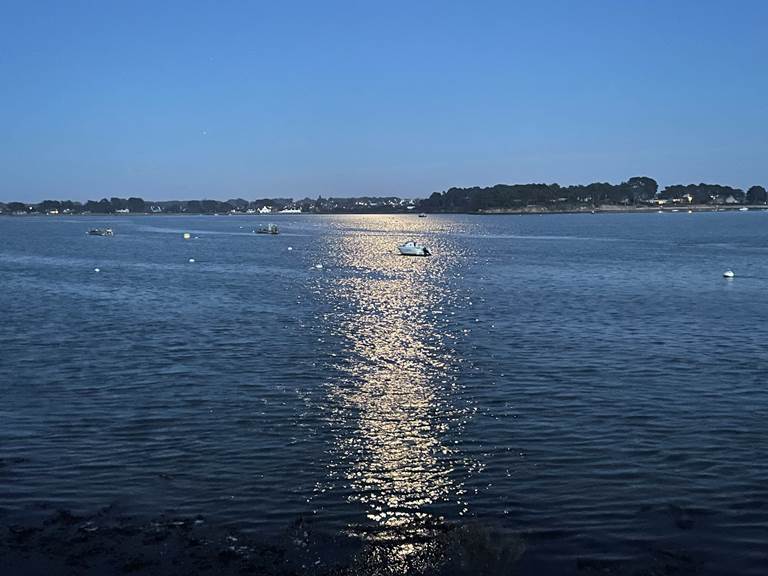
xmin=475 ymin=204 xmax=768 ymax=215
xmin=2 ymin=205 xmax=767 ymax=217
xmin=3 ymin=177 xmax=766 ymax=216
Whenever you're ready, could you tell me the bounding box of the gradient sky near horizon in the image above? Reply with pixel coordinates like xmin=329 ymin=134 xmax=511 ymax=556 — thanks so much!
xmin=1 ymin=0 xmax=766 ymax=202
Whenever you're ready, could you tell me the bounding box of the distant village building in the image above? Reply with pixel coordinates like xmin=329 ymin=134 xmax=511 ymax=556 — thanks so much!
xmin=258 ymin=206 xmax=272 ymax=214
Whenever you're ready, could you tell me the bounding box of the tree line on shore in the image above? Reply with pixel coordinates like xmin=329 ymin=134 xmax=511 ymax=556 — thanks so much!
xmin=0 ymin=196 xmax=414 ymax=215
xmin=419 ymin=178 xmax=767 ymax=212
xmin=1 ymin=177 xmax=766 ymax=215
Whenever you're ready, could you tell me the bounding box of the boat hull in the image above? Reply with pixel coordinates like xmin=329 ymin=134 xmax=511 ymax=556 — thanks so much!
xmin=87 ymin=228 xmax=113 ymax=236
xmin=398 ymin=245 xmax=431 ymax=256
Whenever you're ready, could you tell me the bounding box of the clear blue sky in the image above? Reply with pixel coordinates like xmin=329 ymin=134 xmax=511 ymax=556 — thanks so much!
xmin=1 ymin=0 xmax=766 ymax=202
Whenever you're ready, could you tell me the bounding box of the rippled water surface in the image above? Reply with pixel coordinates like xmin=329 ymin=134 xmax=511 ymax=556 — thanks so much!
xmin=1 ymin=213 xmax=767 ymax=574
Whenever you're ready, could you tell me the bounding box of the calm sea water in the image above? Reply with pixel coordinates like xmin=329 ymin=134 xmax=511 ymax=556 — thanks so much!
xmin=1 ymin=213 xmax=767 ymax=574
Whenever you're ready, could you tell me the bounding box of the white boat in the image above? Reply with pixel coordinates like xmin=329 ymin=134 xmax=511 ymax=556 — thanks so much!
xmin=723 ymin=270 xmax=735 ymax=278
xmin=398 ymin=241 xmax=431 ymax=256
xmin=739 ymin=207 xmax=749 ymax=211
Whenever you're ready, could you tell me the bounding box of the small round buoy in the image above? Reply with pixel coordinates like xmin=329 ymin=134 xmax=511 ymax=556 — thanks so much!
xmin=288 ymin=246 xmax=293 ymax=251
xmin=94 ymin=268 xmax=100 ymax=273
xmin=189 ymin=258 xmax=196 ymax=263
xmin=183 ymin=232 xmax=191 ymax=240
xmin=723 ymin=270 xmax=734 ymax=278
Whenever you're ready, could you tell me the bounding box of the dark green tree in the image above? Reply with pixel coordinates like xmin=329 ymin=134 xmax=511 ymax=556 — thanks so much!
xmin=126 ymin=197 xmax=146 ymax=212
xmin=623 ymin=176 xmax=658 ymax=204
xmin=746 ymin=186 xmax=767 ymax=204
xmin=201 ymin=200 xmax=218 ymax=213
xmin=39 ymin=200 xmax=62 ymax=212
xmin=7 ymin=202 xmax=27 ymax=212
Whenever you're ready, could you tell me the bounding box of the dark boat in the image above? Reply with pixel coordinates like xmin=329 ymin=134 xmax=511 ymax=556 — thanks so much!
xmin=87 ymin=228 xmax=114 ymax=236
xmin=255 ymin=224 xmax=279 ymax=235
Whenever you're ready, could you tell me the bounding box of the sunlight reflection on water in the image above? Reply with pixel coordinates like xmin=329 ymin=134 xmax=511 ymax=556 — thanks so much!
xmin=314 ymin=217 xmax=473 ymax=570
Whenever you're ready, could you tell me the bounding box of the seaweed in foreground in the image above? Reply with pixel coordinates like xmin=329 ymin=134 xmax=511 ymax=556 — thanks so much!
xmin=2 ymin=507 xmax=296 ymax=576
xmin=0 ymin=507 xmax=528 ymax=576
xmin=1 ymin=507 xmax=699 ymax=576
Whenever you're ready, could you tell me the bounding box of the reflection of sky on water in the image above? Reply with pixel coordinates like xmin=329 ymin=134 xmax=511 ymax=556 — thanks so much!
xmin=315 ymin=216 xmax=474 ymax=570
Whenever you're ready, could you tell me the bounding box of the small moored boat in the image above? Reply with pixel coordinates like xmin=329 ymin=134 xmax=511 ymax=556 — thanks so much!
xmin=256 ymin=224 xmax=279 ymax=235
xmin=398 ymin=241 xmax=431 ymax=256
xmin=87 ymin=228 xmax=114 ymax=236
xmin=418 ymin=213 xmax=427 ymax=218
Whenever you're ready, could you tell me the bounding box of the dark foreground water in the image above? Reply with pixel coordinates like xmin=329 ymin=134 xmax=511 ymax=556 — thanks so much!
xmin=1 ymin=213 xmax=767 ymax=575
